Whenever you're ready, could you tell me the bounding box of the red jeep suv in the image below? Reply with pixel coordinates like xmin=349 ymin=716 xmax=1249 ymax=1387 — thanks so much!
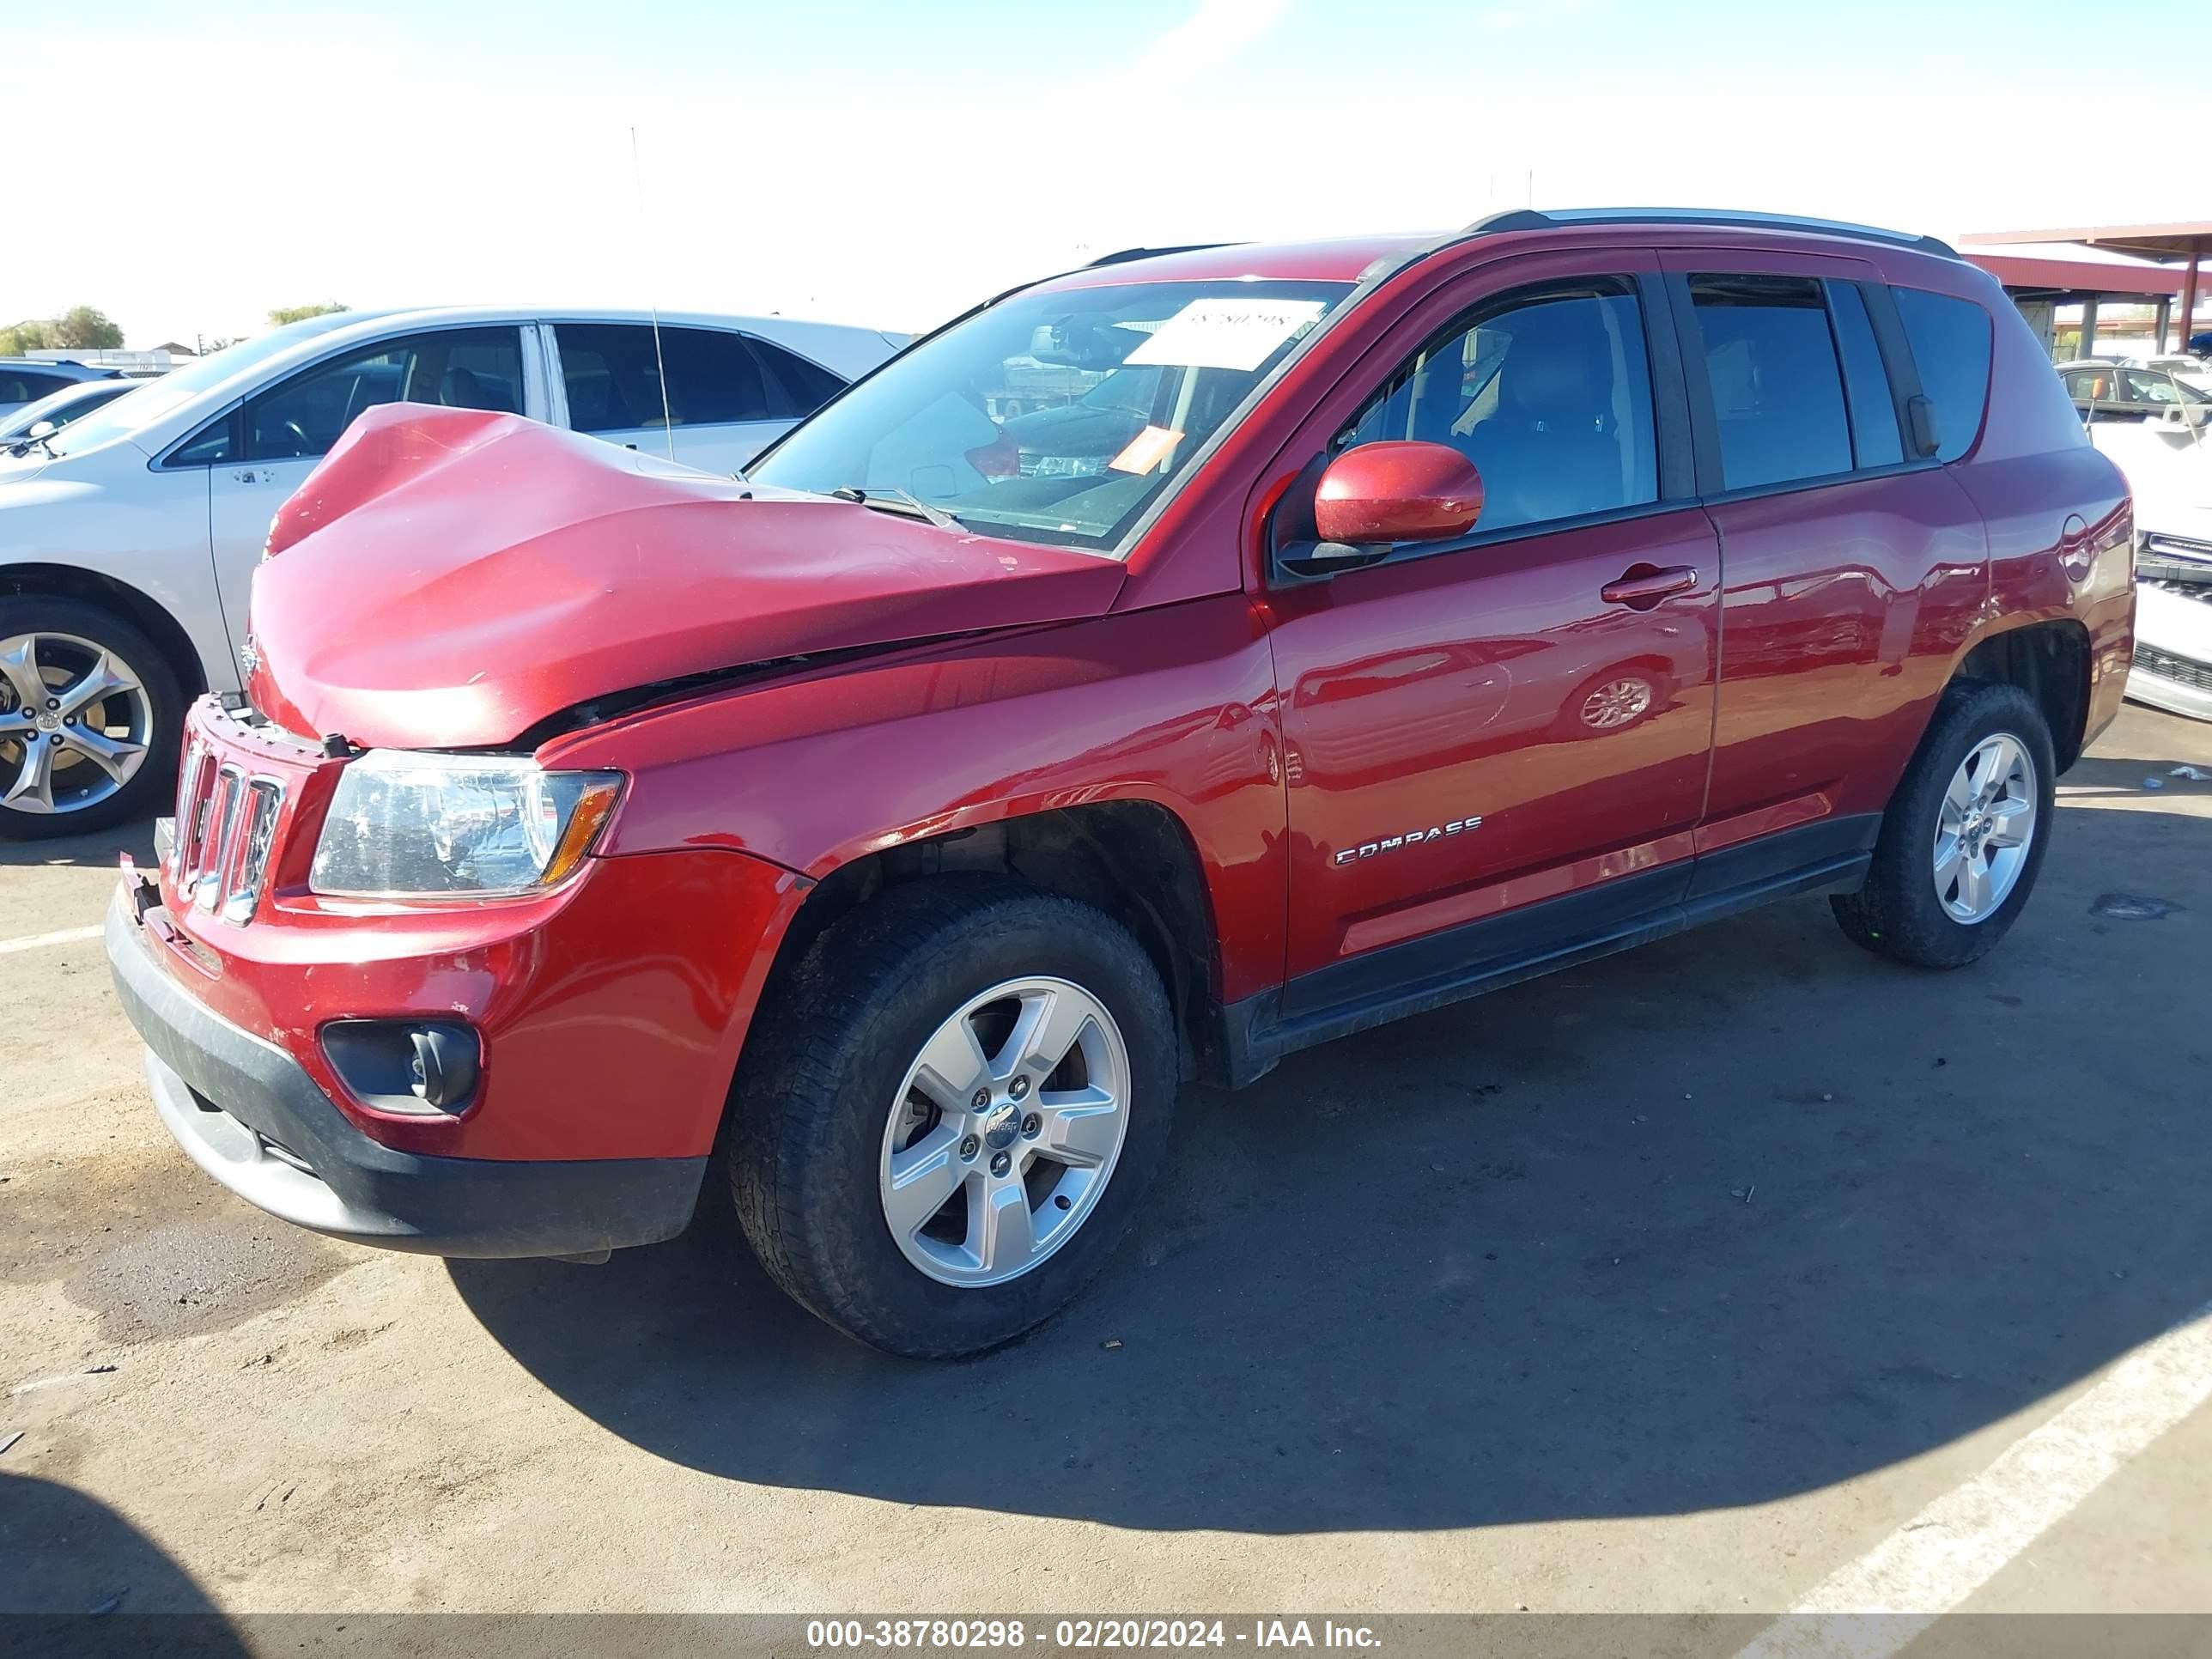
xmin=106 ymin=210 xmax=2134 ymax=1357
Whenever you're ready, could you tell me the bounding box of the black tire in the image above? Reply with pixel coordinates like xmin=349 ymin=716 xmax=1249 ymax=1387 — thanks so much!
xmin=727 ymin=877 xmax=1177 ymax=1358
xmin=1831 ymin=679 xmax=2057 ymax=969
xmin=0 ymin=597 xmax=185 ymax=842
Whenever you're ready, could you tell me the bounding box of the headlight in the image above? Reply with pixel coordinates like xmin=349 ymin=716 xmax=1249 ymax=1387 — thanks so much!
xmin=309 ymin=750 xmax=623 ymax=898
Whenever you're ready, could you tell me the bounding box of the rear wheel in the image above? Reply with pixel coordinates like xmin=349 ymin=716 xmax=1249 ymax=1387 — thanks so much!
xmin=1832 ymin=680 xmax=2055 ymax=969
xmin=727 ymin=878 xmax=1176 ymax=1358
xmin=0 ymin=599 xmax=183 ymax=840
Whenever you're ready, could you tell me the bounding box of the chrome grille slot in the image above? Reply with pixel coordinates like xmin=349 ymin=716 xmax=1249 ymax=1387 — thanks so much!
xmin=179 ymin=760 xmax=284 ymax=924
xmin=169 ymin=705 xmax=306 ymax=926
xmin=193 ymin=767 xmax=243 ymax=913
xmin=223 ymin=781 xmax=283 ymax=923
xmin=172 ymin=740 xmax=214 ymax=882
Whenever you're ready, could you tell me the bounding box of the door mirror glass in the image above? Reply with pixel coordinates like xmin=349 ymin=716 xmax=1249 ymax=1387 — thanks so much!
xmin=1312 ymin=441 xmax=1485 ymax=547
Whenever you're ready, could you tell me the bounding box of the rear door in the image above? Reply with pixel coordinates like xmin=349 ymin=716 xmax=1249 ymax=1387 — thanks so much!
xmin=550 ymin=323 xmax=798 ymax=474
xmin=1660 ymin=250 xmax=1987 ymax=880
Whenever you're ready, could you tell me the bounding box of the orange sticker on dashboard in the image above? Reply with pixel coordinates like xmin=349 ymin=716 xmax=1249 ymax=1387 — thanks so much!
xmin=1109 ymin=425 xmax=1184 ymax=475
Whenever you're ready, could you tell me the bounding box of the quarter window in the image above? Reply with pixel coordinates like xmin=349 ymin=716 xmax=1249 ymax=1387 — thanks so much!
xmin=1686 ymin=274 xmax=1853 ymax=490
xmin=751 ymin=338 xmax=847 ymax=416
xmin=1337 ymin=278 xmax=1659 ymax=534
xmin=238 ymin=328 xmax=523 ymax=463
xmin=1892 ymin=288 xmax=1992 ymax=462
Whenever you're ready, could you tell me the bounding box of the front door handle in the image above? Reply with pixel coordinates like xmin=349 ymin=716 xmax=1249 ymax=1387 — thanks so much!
xmin=1601 ymin=564 xmax=1699 ymax=610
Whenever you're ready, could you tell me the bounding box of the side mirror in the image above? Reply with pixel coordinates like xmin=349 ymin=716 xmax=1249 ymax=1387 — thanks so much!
xmin=25 ymin=420 xmax=56 ymax=441
xmin=1279 ymin=441 xmax=1483 ymax=576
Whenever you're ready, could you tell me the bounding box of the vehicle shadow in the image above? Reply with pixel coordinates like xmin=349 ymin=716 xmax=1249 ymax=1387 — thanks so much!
xmin=0 ymin=1472 xmax=247 ymax=1651
xmin=453 ymin=789 xmax=2212 ymax=1535
xmin=0 ymin=818 xmax=156 ymax=871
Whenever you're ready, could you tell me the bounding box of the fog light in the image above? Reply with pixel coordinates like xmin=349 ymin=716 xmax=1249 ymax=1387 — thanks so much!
xmin=322 ymin=1020 xmax=482 ymax=1115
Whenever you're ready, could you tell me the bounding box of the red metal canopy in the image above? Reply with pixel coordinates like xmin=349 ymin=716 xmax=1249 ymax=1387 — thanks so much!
xmin=1963 ymin=222 xmax=2209 ymax=349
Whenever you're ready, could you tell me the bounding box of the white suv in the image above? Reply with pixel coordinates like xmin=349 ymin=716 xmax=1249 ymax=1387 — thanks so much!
xmin=0 ymin=307 xmax=903 ymax=837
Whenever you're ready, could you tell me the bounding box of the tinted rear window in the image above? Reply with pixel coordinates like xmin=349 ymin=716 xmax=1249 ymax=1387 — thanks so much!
xmin=1893 ymin=288 xmax=1992 ymax=462
xmin=1687 ymin=274 xmax=1854 ymax=490
xmin=1827 ymin=283 xmax=1903 ymax=468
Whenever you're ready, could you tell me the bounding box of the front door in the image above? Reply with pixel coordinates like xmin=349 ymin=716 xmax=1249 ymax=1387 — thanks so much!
xmin=204 ymin=326 xmax=528 ymax=649
xmin=1267 ymin=256 xmax=1719 ymax=1008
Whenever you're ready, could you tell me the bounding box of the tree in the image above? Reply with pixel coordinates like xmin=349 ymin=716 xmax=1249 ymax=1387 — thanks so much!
xmin=52 ymin=307 xmax=124 ymax=349
xmin=267 ymin=302 xmax=349 ymax=325
xmin=0 ymin=319 xmax=56 ymax=356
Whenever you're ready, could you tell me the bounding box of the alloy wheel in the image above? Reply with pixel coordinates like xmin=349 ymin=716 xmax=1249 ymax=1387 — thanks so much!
xmin=878 ymin=975 xmax=1132 ymax=1288
xmin=0 ymin=632 xmax=153 ymax=817
xmin=1579 ymin=676 xmax=1654 ymax=730
xmin=1934 ymin=731 xmax=2037 ymax=924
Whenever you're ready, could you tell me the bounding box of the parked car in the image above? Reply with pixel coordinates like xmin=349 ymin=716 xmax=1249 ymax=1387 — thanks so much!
xmin=106 ymin=210 xmax=2132 ymax=1358
xmin=0 ymin=307 xmax=902 ymax=836
xmin=2130 ymin=355 xmax=2212 ymax=394
xmin=2090 ymin=416 xmax=2212 ymax=720
xmin=0 ymin=356 xmax=122 ymax=419
xmin=2058 ymin=359 xmax=2212 ymax=426
xmin=0 ymin=377 xmax=141 ymax=454
xmin=2130 ymin=574 xmax=2212 ymax=720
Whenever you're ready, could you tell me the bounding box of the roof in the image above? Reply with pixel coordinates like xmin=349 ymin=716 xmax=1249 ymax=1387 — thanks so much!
xmin=1962 ymin=222 xmax=2212 ymax=259
xmin=1040 ymin=236 xmax=1433 ymax=289
xmin=1044 ymin=210 xmax=1960 ymax=291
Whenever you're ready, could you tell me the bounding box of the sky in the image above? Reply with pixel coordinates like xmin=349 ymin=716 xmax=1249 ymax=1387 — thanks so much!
xmin=10 ymin=0 xmax=2195 ymax=349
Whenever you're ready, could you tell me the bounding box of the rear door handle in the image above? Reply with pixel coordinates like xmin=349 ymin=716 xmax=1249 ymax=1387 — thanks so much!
xmin=1601 ymin=564 xmax=1699 ymax=609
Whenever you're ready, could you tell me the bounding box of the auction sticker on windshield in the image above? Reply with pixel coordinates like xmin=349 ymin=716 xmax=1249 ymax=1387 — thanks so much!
xmin=1123 ymin=298 xmax=1328 ymax=372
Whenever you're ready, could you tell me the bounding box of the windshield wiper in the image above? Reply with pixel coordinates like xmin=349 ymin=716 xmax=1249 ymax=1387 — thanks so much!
xmin=829 ymin=484 xmax=960 ymax=530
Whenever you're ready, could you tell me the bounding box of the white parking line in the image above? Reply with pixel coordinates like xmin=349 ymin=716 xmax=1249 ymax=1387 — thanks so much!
xmin=1736 ymin=1300 xmax=2212 ymax=1658
xmin=0 ymin=923 xmax=101 ymax=956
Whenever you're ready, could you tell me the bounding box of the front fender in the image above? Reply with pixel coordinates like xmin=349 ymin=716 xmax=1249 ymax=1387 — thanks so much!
xmin=539 ymin=599 xmax=1291 ymax=1005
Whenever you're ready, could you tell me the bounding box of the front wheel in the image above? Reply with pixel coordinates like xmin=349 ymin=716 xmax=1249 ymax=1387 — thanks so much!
xmin=727 ymin=878 xmax=1176 ymax=1358
xmin=1832 ymin=680 xmax=2056 ymax=969
xmin=0 ymin=599 xmax=184 ymax=840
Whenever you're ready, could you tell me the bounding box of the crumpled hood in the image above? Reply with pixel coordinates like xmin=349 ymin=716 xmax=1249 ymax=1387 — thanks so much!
xmin=246 ymin=404 xmax=1126 ymax=749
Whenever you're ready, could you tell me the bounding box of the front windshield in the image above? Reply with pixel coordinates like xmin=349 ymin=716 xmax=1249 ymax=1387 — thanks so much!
xmin=749 ymin=278 xmax=1352 ymax=552
xmin=46 ymin=312 xmax=370 ymax=456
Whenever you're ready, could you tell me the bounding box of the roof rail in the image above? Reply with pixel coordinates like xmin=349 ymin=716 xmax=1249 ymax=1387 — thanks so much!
xmin=1085 ymin=243 xmax=1239 ymax=268
xmin=1461 ymin=207 xmax=1959 ymax=258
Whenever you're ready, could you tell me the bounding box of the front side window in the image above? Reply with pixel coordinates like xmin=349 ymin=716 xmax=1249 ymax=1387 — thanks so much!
xmin=1336 ymin=278 xmax=1658 ymax=534
xmin=238 ymin=327 xmax=523 ymax=462
xmin=748 ymin=278 xmax=1352 ymax=552
xmin=2 ymin=372 xmax=69 ymax=404
xmin=1892 ymin=288 xmax=1992 ymax=461
xmin=1687 ymin=274 xmax=1853 ymax=490
xmin=2121 ymin=370 xmax=2189 ymax=407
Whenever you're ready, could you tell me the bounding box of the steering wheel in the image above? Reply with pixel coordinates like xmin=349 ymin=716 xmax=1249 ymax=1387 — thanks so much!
xmin=282 ymin=420 xmax=313 ymax=457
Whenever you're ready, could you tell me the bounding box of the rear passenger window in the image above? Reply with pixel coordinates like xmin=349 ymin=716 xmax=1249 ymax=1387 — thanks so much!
xmin=1892 ymin=288 xmax=1992 ymax=462
xmin=1687 ymin=274 xmax=1852 ymax=490
xmin=1826 ymin=283 xmax=1903 ymax=468
xmin=556 ymin=324 xmax=776 ymax=433
xmin=1336 ymin=277 xmax=1658 ymax=534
